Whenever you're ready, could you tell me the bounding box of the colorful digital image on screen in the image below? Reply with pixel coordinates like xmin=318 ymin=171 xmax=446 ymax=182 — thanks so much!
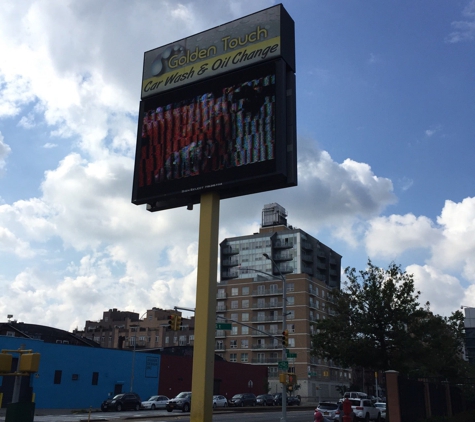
xmin=137 ymin=73 xmax=276 ymax=188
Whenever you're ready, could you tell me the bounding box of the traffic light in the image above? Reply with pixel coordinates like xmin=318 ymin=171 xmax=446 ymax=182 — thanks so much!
xmin=19 ymin=353 xmax=40 ymax=373
xmin=168 ymin=315 xmax=176 ymax=330
xmin=281 ymin=330 xmax=289 ymax=347
xmin=0 ymin=353 xmax=12 ymax=373
xmin=175 ymin=315 xmax=183 ymax=330
xmin=288 ymin=373 xmax=297 ymax=385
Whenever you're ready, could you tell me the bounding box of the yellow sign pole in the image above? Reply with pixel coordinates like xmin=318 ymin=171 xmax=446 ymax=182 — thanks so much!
xmin=190 ymin=192 xmax=220 ymax=422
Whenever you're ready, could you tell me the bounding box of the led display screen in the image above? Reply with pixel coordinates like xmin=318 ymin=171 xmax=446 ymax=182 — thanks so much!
xmin=132 ymin=59 xmax=296 ymax=211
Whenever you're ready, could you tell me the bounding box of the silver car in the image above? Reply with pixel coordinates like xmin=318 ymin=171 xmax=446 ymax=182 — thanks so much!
xmin=316 ymin=402 xmax=339 ymax=420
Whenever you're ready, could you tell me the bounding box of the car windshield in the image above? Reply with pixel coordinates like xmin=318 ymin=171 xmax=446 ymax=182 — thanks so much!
xmin=375 ymin=403 xmax=386 ymax=408
xmin=112 ymin=394 xmax=124 ymax=400
xmin=176 ymin=392 xmax=190 ymax=398
xmin=319 ymin=403 xmax=338 ymax=410
xmin=232 ymin=394 xmax=243 ymax=399
xmin=147 ymin=396 xmax=158 ymax=401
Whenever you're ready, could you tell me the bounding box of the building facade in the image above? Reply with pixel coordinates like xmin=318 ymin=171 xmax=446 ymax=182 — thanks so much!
xmin=217 ymin=203 xmax=350 ymax=401
xmin=77 ymin=308 xmax=195 ymax=351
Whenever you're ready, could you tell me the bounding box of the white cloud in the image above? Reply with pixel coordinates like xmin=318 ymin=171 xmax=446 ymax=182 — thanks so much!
xmin=365 ymin=214 xmax=441 ymax=259
xmin=446 ymin=0 xmax=475 ymax=43
xmin=407 ymin=264 xmax=465 ymax=316
xmin=0 ymin=131 xmax=11 ymax=171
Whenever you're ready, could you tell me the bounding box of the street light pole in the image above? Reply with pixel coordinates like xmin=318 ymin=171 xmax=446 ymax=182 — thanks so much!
xmin=263 ymin=253 xmax=287 ymax=422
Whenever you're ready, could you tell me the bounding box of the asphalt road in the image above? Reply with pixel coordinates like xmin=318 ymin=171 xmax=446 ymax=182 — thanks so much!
xmin=0 ymin=406 xmax=316 ymax=422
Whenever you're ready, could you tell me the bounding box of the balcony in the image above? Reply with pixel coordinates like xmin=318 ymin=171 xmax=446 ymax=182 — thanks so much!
xmin=215 ymin=330 xmax=226 ymax=338
xmin=273 ymin=240 xmax=293 ymax=249
xmin=222 ymin=257 xmax=239 ymax=267
xmin=252 ymin=343 xmax=281 ymax=350
xmin=251 ymin=356 xmax=280 ymax=364
xmin=222 ymin=246 xmax=239 ymax=255
xmin=252 ymin=314 xmax=282 ymax=322
xmin=301 ymin=252 xmax=313 ymax=262
xmin=216 ymin=305 xmax=227 ymax=312
xmin=215 ymin=344 xmax=226 ymax=351
xmin=252 ymin=301 xmax=283 ymax=309
xmin=274 ymin=251 xmax=293 ymax=261
xmin=252 ymin=288 xmax=283 ymax=296
xmin=221 ymin=270 xmax=239 ymax=280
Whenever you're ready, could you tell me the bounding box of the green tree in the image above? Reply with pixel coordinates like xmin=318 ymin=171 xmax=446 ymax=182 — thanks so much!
xmin=311 ymin=260 xmax=469 ymax=378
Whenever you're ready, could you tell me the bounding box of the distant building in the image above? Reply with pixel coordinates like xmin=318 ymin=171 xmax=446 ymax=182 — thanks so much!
xmin=216 ymin=203 xmax=350 ymax=402
xmin=75 ymin=307 xmax=195 ymax=350
xmin=463 ymin=307 xmax=475 ymax=364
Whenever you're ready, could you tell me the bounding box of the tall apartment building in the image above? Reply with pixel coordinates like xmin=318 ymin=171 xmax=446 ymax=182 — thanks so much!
xmin=217 ymin=203 xmax=350 ymax=401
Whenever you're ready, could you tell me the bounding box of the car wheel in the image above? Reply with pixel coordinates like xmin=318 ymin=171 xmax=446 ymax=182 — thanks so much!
xmin=166 ymin=407 xmax=172 ymax=412
xmin=116 ymin=404 xmax=122 ymax=412
xmin=183 ymin=403 xmax=190 ymax=412
xmin=135 ymin=403 xmax=140 ymax=411
xmin=376 ymin=413 xmax=381 ymax=422
xmin=213 ymin=403 xmax=216 ymax=409
xmin=151 ymin=404 xmax=156 ymax=410
xmin=365 ymin=413 xmax=370 ymax=422
xmin=241 ymin=402 xmax=244 ymax=407
xmin=224 ymin=402 xmax=228 ymax=407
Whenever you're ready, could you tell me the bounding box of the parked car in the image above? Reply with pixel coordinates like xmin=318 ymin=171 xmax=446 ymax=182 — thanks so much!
xmin=166 ymin=391 xmax=192 ymax=412
xmin=374 ymin=402 xmax=386 ymax=420
xmin=316 ymin=402 xmax=339 ymax=420
xmin=228 ymin=393 xmax=257 ymax=407
xmin=256 ymin=394 xmax=275 ymax=406
xmin=348 ymin=398 xmax=381 ymax=421
xmin=343 ymin=391 xmax=368 ymax=400
xmin=273 ymin=393 xmax=300 ymax=406
xmin=141 ymin=395 xmax=169 ymax=410
xmin=213 ymin=395 xmax=228 ymax=408
xmin=101 ymin=393 xmax=142 ymax=412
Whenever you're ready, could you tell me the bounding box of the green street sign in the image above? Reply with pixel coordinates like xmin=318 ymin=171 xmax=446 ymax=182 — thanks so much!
xmin=278 ymin=361 xmax=289 ymax=370
xmin=287 ymin=352 xmax=297 ymax=358
xmin=216 ymin=323 xmax=232 ymax=330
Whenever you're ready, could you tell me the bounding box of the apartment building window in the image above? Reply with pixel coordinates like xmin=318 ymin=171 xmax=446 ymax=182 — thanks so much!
xmin=241 ymin=353 xmax=248 ymax=362
xmin=270 ymin=284 xmax=278 ymax=293
xmin=288 ymin=324 xmax=295 ymax=333
xmin=242 ymin=299 xmax=249 ymax=308
xmin=189 ymin=335 xmax=194 ymax=342
xmin=179 ymin=336 xmax=187 ymax=346
xmin=257 ymin=311 xmax=265 ymax=321
xmin=165 ymin=337 xmax=169 ymax=344
xmin=287 ymin=296 xmax=294 ymax=305
xmin=231 ymin=287 xmax=239 ymax=296
xmin=270 ymin=297 xmax=278 ymax=307
xmin=231 ymin=300 xmax=238 ymax=309
xmin=217 ymin=288 xmax=226 ymax=299
xmin=257 ymin=325 xmax=265 ymax=333
xmin=257 ymin=298 xmax=265 ymax=308
xmin=270 ymin=324 xmax=278 ymax=334
xmin=257 ymin=353 xmax=265 ymax=363
xmin=257 ymin=339 xmax=266 ymax=348
xmin=231 ymin=326 xmax=238 ymax=335
xmin=155 ymin=336 xmax=159 ymax=342
xmin=269 ymin=366 xmax=278 ymax=377
xmin=315 ymin=287 xmax=319 ymax=296
xmin=287 ymin=311 xmax=295 ymax=320
xmin=315 ymin=300 xmax=320 ymax=309
xmin=241 ymin=339 xmax=249 ymax=348
xmin=217 ymin=301 xmax=226 ymax=311
xmin=286 ymin=282 xmax=294 ymax=292
xmin=242 ymin=313 xmax=249 ymax=322
xmin=241 ymin=326 xmax=249 ymax=335
xmin=229 ymin=353 xmax=237 ymax=362
xmin=230 ymin=340 xmax=237 ymax=349
xmin=216 ymin=340 xmax=224 ymax=350
xmin=258 ymin=285 xmax=265 ymax=294
xmin=288 ymin=338 xmax=295 ymax=348
xmin=231 ymin=313 xmax=238 ymax=321
xmin=242 ymin=286 xmax=249 ymax=295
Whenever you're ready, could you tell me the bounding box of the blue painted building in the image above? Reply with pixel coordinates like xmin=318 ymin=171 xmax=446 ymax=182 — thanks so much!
xmin=0 ymin=336 xmax=160 ymax=409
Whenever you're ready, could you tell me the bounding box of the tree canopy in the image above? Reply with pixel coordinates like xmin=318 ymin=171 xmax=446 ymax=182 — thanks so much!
xmin=311 ymin=260 xmax=469 ymax=378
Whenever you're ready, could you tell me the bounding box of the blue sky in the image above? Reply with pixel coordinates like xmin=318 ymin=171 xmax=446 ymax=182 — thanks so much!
xmin=0 ymin=0 xmax=474 ymax=330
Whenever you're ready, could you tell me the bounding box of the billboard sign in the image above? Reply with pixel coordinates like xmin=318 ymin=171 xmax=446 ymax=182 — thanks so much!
xmin=141 ymin=4 xmax=295 ymax=99
xmin=132 ymin=5 xmax=296 ymax=212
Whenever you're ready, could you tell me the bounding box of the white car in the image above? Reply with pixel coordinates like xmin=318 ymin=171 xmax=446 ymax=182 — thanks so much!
xmin=141 ymin=395 xmax=169 ymax=410
xmin=213 ymin=395 xmax=228 ymax=408
xmin=348 ymin=398 xmax=382 ymax=421
xmin=374 ymin=402 xmax=386 ymax=420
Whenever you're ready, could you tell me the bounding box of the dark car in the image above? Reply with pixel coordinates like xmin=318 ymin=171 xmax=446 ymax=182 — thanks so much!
xmin=256 ymin=394 xmax=274 ymax=406
xmin=274 ymin=393 xmax=300 ymax=406
xmin=228 ymin=393 xmax=257 ymax=407
xmin=166 ymin=391 xmax=192 ymax=412
xmin=101 ymin=393 xmax=141 ymax=412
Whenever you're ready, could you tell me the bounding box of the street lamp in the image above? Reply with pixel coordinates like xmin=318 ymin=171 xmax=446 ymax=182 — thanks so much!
xmin=262 ymin=253 xmax=288 ymax=422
